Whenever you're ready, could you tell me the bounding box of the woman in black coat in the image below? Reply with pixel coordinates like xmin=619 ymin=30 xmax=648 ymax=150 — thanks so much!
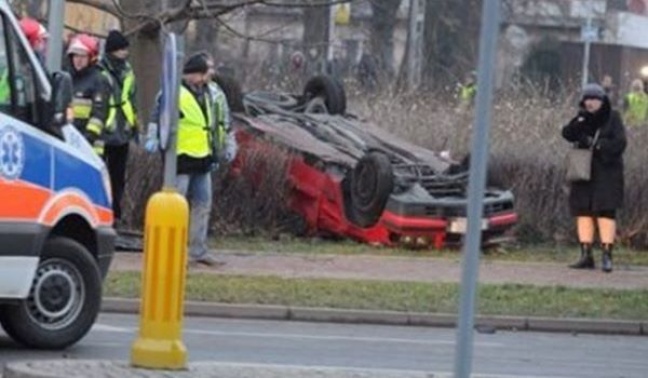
xmin=562 ymin=83 xmax=627 ymax=273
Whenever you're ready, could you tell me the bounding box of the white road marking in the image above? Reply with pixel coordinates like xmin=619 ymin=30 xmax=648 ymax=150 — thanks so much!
xmin=91 ymin=323 xmax=503 ymax=347
xmin=91 ymin=324 xmax=132 ymax=333
xmin=182 ymin=329 xmax=504 ymax=348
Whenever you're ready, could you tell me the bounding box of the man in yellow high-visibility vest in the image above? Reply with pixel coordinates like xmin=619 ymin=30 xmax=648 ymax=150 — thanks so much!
xmin=622 ymin=79 xmax=648 ymax=127
xmin=99 ymin=30 xmax=138 ymax=224
xmin=145 ymin=53 xmax=233 ymax=267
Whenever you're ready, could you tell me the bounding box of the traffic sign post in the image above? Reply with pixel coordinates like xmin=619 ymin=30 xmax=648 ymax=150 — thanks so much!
xmin=453 ymin=1 xmax=501 ymax=378
xmin=46 ymin=0 xmax=65 ymax=73
xmin=159 ymin=33 xmax=184 ymax=188
xmin=130 ymin=32 xmax=190 ymax=370
xmin=581 ymin=18 xmax=598 ymax=89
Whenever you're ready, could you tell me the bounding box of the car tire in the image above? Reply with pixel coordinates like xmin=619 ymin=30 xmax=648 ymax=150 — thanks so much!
xmin=0 ymin=237 xmax=102 ymax=350
xmin=346 ymin=152 xmax=394 ymax=228
xmin=213 ymin=74 xmax=245 ymax=113
xmin=303 ymin=75 xmax=347 ymax=115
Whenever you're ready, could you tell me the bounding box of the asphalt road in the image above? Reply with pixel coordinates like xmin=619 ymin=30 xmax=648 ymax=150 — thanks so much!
xmin=1 ymin=313 xmax=647 ymax=378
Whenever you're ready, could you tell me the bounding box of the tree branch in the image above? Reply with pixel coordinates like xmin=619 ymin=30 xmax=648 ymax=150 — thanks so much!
xmin=65 ymin=0 xmax=120 ymax=18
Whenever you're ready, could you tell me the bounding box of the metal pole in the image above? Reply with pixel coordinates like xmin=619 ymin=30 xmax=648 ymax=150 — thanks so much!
xmin=453 ymin=1 xmax=501 ymax=378
xmin=581 ymin=17 xmax=592 ymax=89
xmin=46 ymin=0 xmax=65 ymax=72
xmin=162 ymin=35 xmax=183 ymax=189
xmin=327 ymin=3 xmax=335 ymax=62
xmin=406 ymin=0 xmax=419 ymax=90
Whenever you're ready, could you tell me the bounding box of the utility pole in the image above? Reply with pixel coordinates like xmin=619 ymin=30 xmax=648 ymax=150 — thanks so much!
xmin=46 ymin=0 xmax=65 ymax=73
xmin=406 ymin=0 xmax=425 ymax=90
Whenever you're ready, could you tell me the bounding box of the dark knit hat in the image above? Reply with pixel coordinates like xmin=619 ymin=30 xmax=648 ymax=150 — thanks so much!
xmin=183 ymin=53 xmax=209 ymax=74
xmin=581 ymin=83 xmax=606 ymax=100
xmin=105 ymin=30 xmax=129 ymax=53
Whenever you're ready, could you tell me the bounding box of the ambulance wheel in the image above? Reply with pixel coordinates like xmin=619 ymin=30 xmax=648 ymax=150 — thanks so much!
xmin=0 ymin=237 xmax=102 ymax=350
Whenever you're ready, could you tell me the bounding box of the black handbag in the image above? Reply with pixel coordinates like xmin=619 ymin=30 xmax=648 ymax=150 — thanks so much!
xmin=565 ymin=129 xmax=600 ymax=182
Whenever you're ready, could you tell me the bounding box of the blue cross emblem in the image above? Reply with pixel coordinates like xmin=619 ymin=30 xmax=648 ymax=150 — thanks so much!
xmin=0 ymin=126 xmax=24 ymax=180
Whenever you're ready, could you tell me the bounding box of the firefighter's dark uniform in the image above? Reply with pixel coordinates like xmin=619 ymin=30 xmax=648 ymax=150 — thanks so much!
xmin=70 ymin=65 xmax=110 ymax=155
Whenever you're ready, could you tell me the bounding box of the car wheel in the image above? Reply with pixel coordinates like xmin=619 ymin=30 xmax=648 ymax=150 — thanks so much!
xmin=0 ymin=237 xmax=102 ymax=350
xmin=347 ymin=152 xmax=394 ymax=228
xmin=303 ymin=75 xmax=346 ymax=115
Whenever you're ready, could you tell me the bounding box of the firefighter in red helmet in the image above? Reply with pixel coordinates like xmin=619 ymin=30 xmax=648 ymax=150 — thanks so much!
xmin=19 ymin=17 xmax=48 ymax=63
xmin=67 ymin=34 xmax=110 ymax=155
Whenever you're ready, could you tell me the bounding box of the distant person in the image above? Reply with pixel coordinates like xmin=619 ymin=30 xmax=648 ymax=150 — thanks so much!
xmin=561 ymin=83 xmax=626 ymax=273
xmin=356 ymin=53 xmax=378 ymax=91
xmin=601 ymin=74 xmax=616 ymax=105
xmin=458 ymin=71 xmax=477 ymax=108
xmin=19 ymin=17 xmax=48 ymax=65
xmin=99 ymin=30 xmax=138 ymax=224
xmin=145 ymin=53 xmax=228 ymax=267
xmin=622 ymin=79 xmax=648 ymax=127
xmin=67 ymin=34 xmax=110 ymax=155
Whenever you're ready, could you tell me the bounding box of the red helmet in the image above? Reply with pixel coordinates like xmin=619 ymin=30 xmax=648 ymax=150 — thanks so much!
xmin=19 ymin=17 xmax=47 ymax=49
xmin=67 ymin=34 xmax=99 ymax=61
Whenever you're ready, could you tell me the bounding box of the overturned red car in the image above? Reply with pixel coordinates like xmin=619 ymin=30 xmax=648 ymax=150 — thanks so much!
xmin=218 ymin=75 xmax=518 ymax=249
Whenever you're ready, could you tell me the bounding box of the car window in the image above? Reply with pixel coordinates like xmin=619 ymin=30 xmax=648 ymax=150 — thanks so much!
xmin=0 ymin=15 xmax=42 ymax=126
xmin=0 ymin=16 xmax=10 ymax=112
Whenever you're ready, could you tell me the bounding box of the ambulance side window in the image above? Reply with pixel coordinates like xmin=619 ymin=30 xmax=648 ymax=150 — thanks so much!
xmin=0 ymin=15 xmax=42 ymax=126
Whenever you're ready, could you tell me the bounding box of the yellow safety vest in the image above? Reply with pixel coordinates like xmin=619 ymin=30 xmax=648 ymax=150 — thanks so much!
xmin=103 ymin=67 xmax=137 ymax=130
xmin=624 ymin=92 xmax=648 ymax=126
xmin=460 ymin=84 xmax=476 ymax=103
xmin=177 ymin=86 xmax=213 ymax=158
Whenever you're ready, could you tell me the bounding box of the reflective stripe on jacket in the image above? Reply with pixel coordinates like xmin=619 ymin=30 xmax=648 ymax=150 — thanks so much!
xmin=70 ymin=65 xmax=109 ymax=143
xmin=100 ymin=60 xmax=137 ymax=145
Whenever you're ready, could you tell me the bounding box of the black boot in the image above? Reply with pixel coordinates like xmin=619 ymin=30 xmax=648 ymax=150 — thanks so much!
xmin=569 ymin=243 xmax=595 ymax=269
xmin=601 ymin=243 xmax=613 ymax=273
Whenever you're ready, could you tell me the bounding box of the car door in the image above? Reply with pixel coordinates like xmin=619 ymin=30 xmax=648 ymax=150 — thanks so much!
xmin=0 ymin=10 xmax=54 ymax=298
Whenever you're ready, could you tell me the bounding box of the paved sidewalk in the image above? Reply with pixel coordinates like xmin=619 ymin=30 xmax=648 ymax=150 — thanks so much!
xmin=110 ymin=251 xmax=648 ymax=290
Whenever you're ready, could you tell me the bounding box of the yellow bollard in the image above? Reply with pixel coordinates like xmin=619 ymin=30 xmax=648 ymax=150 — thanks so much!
xmin=131 ymin=188 xmax=189 ymax=370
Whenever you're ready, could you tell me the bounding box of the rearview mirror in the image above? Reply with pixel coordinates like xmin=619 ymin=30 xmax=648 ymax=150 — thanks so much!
xmin=50 ymin=71 xmax=73 ymax=127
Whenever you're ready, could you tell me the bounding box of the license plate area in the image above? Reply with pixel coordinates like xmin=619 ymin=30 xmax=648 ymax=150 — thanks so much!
xmin=448 ymin=217 xmax=489 ymax=234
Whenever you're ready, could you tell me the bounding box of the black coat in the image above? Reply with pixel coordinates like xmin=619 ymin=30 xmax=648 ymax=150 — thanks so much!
xmin=561 ymin=99 xmax=626 ymax=214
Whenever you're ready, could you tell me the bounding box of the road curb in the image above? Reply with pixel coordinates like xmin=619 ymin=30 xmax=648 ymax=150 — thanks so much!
xmin=101 ymin=297 xmax=645 ymax=336
xmin=2 ymin=360 xmax=436 ymax=378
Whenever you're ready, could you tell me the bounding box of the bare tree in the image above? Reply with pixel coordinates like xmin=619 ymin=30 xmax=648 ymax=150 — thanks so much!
xmin=368 ymin=0 xmax=401 ymax=78
xmin=62 ymin=0 xmax=352 ymax=123
xmin=302 ymin=0 xmax=330 ymax=74
xmin=422 ymin=0 xmax=482 ymax=89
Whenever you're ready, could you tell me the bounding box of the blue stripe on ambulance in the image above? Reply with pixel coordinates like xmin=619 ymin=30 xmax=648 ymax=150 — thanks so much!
xmin=19 ymin=132 xmax=110 ymax=209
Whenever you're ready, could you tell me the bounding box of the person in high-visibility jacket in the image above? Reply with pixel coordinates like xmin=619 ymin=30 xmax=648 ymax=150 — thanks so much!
xmin=98 ymin=30 xmax=138 ymax=223
xmin=622 ymin=79 xmax=648 ymax=127
xmin=145 ymin=53 xmax=235 ymax=267
xmin=200 ymin=51 xmax=237 ymax=165
xmin=67 ymin=34 xmax=109 ymax=155
xmin=457 ymin=71 xmax=477 ymax=109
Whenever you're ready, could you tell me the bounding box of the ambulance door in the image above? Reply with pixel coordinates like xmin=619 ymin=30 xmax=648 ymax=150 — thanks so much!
xmin=0 ymin=11 xmax=53 ymax=298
